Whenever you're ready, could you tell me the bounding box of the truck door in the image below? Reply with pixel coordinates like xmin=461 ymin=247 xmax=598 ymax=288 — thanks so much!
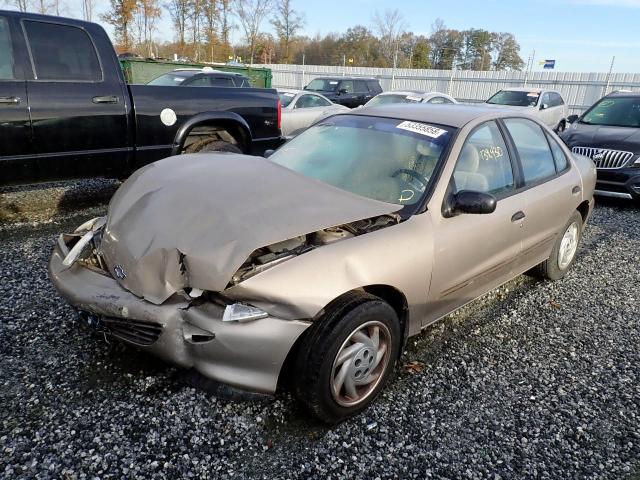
xmin=0 ymin=15 xmax=32 ymax=181
xmin=21 ymin=19 xmax=130 ymax=182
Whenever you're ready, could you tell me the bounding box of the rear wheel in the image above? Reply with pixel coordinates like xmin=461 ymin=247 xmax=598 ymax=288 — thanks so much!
xmin=530 ymin=211 xmax=583 ymax=280
xmin=294 ymin=293 xmax=401 ymax=424
xmin=185 ymin=138 xmax=242 ymax=154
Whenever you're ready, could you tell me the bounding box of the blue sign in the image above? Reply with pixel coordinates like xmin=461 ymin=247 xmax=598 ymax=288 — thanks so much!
xmin=542 ymin=59 xmax=556 ymax=69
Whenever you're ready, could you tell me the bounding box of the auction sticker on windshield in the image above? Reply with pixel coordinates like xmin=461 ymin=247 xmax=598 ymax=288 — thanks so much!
xmin=396 ymin=121 xmax=447 ymax=138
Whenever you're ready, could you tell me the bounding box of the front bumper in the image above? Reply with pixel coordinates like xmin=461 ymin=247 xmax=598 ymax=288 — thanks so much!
xmin=595 ymin=167 xmax=640 ymax=201
xmin=48 ymin=244 xmax=310 ymax=394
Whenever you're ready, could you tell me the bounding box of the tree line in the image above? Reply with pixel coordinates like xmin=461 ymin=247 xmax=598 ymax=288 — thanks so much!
xmin=2 ymin=0 xmax=526 ymax=71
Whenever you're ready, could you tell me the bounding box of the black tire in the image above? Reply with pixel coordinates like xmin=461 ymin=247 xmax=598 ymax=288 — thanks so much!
xmin=530 ymin=210 xmax=583 ymax=280
xmin=185 ymin=138 xmax=242 ymax=154
xmin=293 ymin=292 xmax=401 ymax=424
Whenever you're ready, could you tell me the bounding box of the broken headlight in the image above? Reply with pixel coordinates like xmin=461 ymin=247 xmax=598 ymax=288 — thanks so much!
xmin=222 ymin=303 xmax=269 ymax=323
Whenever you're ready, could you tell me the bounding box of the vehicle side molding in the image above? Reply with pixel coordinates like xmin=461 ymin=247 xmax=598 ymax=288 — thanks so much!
xmin=171 ymin=111 xmax=252 ymax=155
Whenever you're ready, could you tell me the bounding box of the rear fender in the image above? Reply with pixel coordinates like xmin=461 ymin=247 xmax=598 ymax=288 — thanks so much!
xmin=172 ymin=112 xmax=252 ymax=154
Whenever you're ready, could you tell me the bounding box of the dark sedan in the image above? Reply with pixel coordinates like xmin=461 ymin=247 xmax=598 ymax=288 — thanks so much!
xmin=561 ymin=91 xmax=640 ymax=203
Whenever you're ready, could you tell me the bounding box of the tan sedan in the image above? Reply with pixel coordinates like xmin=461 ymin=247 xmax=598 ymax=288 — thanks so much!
xmin=49 ymin=105 xmax=596 ymax=423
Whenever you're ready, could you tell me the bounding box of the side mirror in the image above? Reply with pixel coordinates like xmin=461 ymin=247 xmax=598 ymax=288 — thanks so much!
xmin=338 ymin=88 xmax=348 ymax=94
xmin=540 ymin=103 xmax=549 ymax=110
xmin=447 ymin=191 xmax=497 ymax=216
xmin=303 ymin=86 xmax=308 ymax=90
xmin=567 ymin=114 xmax=579 ymax=124
xmin=263 ymin=149 xmax=275 ymax=158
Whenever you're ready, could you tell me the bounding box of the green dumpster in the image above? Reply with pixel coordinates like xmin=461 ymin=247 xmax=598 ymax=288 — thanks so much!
xmin=120 ymin=59 xmax=272 ymax=88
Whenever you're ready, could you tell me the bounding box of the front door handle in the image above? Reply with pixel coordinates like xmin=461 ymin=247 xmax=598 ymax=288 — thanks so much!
xmin=511 ymin=211 xmax=526 ymax=222
xmin=572 ymin=185 xmax=581 ymax=195
xmin=92 ymin=95 xmax=119 ymax=104
xmin=0 ymin=96 xmax=20 ymax=105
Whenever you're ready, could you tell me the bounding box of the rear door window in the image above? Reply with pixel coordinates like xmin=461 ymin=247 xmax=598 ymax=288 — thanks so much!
xmin=0 ymin=17 xmax=16 ymax=80
xmin=504 ymin=118 xmax=557 ymax=184
xmin=354 ymin=80 xmax=369 ymax=93
xmin=24 ymin=21 xmax=101 ymax=81
xmin=210 ymin=76 xmax=235 ymax=87
xmin=367 ymin=80 xmax=381 ymax=93
xmin=339 ymin=80 xmax=354 ymax=93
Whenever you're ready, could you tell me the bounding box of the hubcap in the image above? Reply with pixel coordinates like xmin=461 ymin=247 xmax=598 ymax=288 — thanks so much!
xmin=558 ymin=222 xmax=579 ymax=270
xmin=331 ymin=321 xmax=392 ymax=407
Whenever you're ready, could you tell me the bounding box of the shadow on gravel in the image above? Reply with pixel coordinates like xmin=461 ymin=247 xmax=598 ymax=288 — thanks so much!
xmin=0 ymin=178 xmax=119 ymax=224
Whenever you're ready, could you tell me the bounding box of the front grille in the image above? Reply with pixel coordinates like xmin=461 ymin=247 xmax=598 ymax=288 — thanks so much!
xmin=571 ymin=146 xmax=634 ymax=169
xmin=102 ymin=317 xmax=163 ymax=346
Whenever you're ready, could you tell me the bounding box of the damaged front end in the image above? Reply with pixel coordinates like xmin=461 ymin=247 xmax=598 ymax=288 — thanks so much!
xmin=49 ymin=154 xmax=404 ymax=395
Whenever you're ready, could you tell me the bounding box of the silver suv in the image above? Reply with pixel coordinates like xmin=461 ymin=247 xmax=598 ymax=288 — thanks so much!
xmin=485 ymin=88 xmax=569 ymax=133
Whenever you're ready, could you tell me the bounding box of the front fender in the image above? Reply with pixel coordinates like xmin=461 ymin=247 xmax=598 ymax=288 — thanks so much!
xmin=224 ymin=214 xmax=434 ymax=337
xmin=171 ymin=112 xmax=252 ymax=154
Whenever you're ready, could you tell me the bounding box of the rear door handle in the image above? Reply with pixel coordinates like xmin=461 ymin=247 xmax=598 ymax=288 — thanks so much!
xmin=92 ymin=95 xmax=119 ymax=104
xmin=0 ymin=96 xmax=20 ymax=104
xmin=572 ymin=185 xmax=581 ymax=195
xmin=511 ymin=211 xmax=526 ymax=222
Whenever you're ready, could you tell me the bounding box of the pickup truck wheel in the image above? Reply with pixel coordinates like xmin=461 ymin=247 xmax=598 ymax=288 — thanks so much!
xmin=185 ymin=139 xmax=242 ymax=154
xmin=529 ymin=211 xmax=583 ymax=280
xmin=293 ymin=292 xmax=401 ymax=424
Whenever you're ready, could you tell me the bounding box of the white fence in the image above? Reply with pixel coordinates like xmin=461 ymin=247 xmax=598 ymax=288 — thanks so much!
xmin=259 ymin=64 xmax=640 ymax=114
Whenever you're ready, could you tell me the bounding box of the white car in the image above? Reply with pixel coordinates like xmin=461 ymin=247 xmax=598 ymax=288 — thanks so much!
xmin=278 ymin=89 xmax=349 ymax=138
xmin=485 ymin=88 xmax=569 ymax=133
xmin=364 ymin=91 xmax=457 ymax=108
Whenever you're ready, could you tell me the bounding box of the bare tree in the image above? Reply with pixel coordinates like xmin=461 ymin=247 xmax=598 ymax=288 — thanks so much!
xmin=82 ymin=0 xmax=96 ymax=21
xmin=202 ymin=0 xmax=219 ymax=61
xmin=134 ymin=0 xmax=161 ymax=56
xmin=188 ymin=0 xmax=203 ymax=61
xmin=101 ymin=0 xmax=139 ymax=50
xmin=235 ymin=0 xmax=271 ymax=64
xmin=10 ymin=0 xmax=31 ymax=12
xmin=168 ymin=0 xmax=189 ymax=55
xmin=372 ymin=8 xmax=406 ymax=66
xmin=270 ymin=0 xmax=305 ymax=63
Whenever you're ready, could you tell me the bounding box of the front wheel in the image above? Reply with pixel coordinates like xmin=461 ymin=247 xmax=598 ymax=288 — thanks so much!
xmin=530 ymin=211 xmax=583 ymax=280
xmin=293 ymin=293 xmax=401 ymax=424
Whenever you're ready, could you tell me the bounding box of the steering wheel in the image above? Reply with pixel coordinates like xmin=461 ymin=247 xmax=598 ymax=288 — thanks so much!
xmin=392 ymin=168 xmax=429 ymax=191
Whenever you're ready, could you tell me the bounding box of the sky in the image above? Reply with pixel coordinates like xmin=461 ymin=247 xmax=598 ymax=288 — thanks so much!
xmin=3 ymin=0 xmax=640 ymax=72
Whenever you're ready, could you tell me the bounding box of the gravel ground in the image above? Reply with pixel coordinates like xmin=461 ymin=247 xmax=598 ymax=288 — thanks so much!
xmin=1 ymin=181 xmax=639 ymax=479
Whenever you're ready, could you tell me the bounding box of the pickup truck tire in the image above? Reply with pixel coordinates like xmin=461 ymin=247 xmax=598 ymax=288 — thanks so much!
xmin=186 ymin=139 xmax=243 ymax=154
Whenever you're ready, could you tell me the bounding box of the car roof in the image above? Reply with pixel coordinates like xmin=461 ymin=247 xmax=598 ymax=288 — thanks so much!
xmin=310 ymin=76 xmax=378 ymax=81
xmin=497 ymin=87 xmax=558 ymax=94
xmin=278 ymin=88 xmax=304 ymax=95
xmin=607 ymin=90 xmax=640 ymax=98
xmin=348 ymin=104 xmax=522 ymax=128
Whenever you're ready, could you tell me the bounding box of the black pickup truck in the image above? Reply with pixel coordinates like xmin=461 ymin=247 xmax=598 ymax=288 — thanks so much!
xmin=0 ymin=11 xmax=282 ymax=185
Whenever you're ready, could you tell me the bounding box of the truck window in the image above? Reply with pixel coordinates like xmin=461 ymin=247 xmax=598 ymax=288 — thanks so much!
xmin=24 ymin=21 xmax=101 ymax=81
xmin=0 ymin=17 xmax=16 ymax=80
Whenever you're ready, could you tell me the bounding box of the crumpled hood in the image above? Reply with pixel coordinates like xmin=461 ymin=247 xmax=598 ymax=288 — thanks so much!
xmin=100 ymin=153 xmax=399 ymax=304
xmin=561 ymin=123 xmax=640 ymax=153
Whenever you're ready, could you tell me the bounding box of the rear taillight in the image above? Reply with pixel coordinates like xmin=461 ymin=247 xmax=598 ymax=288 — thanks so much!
xmin=277 ymin=99 xmax=282 ymax=131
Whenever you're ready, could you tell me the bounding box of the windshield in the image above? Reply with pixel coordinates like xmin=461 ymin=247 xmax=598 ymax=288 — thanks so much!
xmin=147 ymin=72 xmax=196 ymax=86
xmin=366 ymin=94 xmax=424 ymax=107
xmin=279 ymin=92 xmax=297 ymax=107
xmin=581 ymin=96 xmax=640 ymax=128
xmin=306 ymin=78 xmax=339 ymax=92
xmin=269 ymin=115 xmax=454 ymax=207
xmin=487 ymin=90 xmax=540 ymax=107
